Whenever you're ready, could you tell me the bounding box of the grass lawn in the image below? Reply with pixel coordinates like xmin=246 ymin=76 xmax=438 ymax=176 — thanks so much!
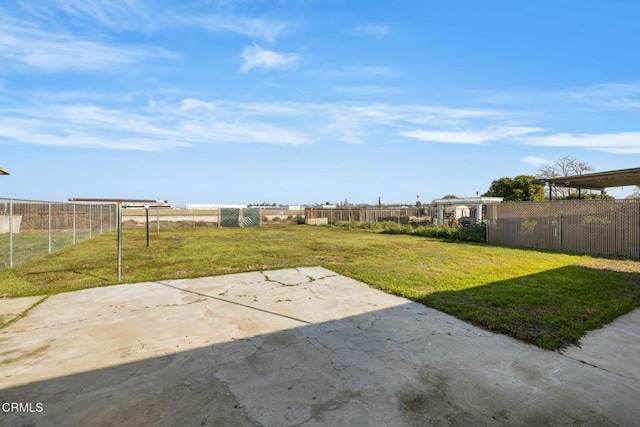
xmin=1 ymin=225 xmax=639 ymax=350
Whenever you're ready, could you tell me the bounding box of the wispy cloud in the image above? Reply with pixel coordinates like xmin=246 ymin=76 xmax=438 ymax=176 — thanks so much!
xmin=400 ymin=127 xmax=543 ymax=144
xmin=186 ymin=15 xmax=288 ymax=43
xmin=354 ymin=24 xmax=388 ymax=38
xmin=567 ymin=82 xmax=640 ymax=110
xmin=521 ymin=156 xmax=552 ymax=167
xmin=0 ymin=21 xmax=172 ymax=72
xmin=524 ymin=132 xmax=640 ymax=154
xmin=319 ymin=103 xmax=508 ymax=145
xmin=49 ymin=0 xmax=151 ymax=30
xmin=0 ymin=99 xmax=311 ymax=151
xmin=240 ymin=44 xmax=299 ymax=72
xmin=0 ymin=96 xmax=518 ymax=151
xmin=16 ymin=2 xmax=289 ymax=42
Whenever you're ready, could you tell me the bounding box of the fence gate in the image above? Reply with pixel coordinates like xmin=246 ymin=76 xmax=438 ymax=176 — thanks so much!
xmin=220 ymin=208 xmax=240 ymax=227
xmin=242 ymin=208 xmax=260 ymax=227
xmin=220 ymin=208 xmax=261 ymax=228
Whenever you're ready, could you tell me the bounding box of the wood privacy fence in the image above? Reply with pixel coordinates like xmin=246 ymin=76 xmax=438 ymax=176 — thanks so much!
xmin=486 ymin=199 xmax=640 ymax=258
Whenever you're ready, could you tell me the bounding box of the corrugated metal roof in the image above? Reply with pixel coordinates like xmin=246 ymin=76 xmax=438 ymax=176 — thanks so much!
xmin=531 ymin=167 xmax=640 ymax=190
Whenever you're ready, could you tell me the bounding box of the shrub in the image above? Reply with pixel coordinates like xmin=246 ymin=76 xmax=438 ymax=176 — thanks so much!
xmin=458 ymin=223 xmax=486 ymax=242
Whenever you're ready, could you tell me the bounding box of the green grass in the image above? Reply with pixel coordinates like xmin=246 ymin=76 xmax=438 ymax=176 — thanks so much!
xmin=1 ymin=226 xmax=639 ymax=350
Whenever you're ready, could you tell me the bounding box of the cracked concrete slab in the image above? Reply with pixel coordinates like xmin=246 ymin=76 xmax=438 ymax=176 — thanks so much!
xmin=1 ymin=267 xmax=639 ymax=426
xmin=560 ymin=309 xmax=640 ymax=383
xmin=0 ymin=296 xmax=43 ymax=325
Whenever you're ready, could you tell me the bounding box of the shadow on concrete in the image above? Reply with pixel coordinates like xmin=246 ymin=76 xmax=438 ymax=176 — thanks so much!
xmin=2 ymin=296 xmax=639 ymax=426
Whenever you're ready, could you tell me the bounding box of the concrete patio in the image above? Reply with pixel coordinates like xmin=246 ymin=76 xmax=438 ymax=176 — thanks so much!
xmin=1 ymin=267 xmax=639 ymax=426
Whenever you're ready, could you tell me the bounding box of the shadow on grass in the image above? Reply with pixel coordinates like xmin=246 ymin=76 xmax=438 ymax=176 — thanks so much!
xmin=420 ymin=265 xmax=640 ymax=350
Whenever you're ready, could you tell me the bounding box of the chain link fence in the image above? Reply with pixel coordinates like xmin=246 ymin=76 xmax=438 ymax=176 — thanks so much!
xmin=304 ymin=207 xmax=437 ymax=226
xmin=487 ymin=199 xmax=640 ymax=258
xmin=121 ymin=207 xmax=305 ymax=230
xmin=0 ymin=198 xmax=117 ymax=269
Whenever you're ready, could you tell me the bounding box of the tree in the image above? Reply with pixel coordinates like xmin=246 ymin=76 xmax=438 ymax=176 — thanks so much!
xmin=482 ymin=175 xmax=545 ymax=201
xmin=536 ymin=156 xmax=595 ymax=198
xmin=626 ymin=186 xmax=640 ymax=199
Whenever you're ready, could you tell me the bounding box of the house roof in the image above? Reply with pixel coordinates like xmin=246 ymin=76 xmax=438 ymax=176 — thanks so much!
xmin=433 ymin=197 xmax=504 ymax=205
xmin=531 ymin=167 xmax=640 ymax=190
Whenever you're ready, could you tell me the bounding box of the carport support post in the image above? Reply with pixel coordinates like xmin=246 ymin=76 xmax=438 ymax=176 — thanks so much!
xmin=117 ymin=201 xmax=122 ymax=282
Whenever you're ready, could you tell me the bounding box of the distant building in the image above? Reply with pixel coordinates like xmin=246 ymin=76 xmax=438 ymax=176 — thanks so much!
xmin=185 ymin=203 xmax=247 ymax=209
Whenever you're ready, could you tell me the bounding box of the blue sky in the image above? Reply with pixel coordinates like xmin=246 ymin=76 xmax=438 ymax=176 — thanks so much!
xmin=1 ymin=0 xmax=639 ymax=206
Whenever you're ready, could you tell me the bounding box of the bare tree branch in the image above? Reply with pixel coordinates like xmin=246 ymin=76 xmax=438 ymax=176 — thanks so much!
xmin=536 ymin=156 xmax=595 ymax=198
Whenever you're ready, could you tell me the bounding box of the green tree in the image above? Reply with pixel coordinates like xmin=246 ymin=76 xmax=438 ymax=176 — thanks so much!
xmin=483 ymin=175 xmax=545 ymax=201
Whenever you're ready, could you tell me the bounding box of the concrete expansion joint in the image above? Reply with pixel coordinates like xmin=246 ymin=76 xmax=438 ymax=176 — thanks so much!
xmin=559 ymin=352 xmax=625 ymax=380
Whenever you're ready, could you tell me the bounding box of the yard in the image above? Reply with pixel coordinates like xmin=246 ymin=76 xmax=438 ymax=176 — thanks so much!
xmin=1 ymin=225 xmax=639 ymax=349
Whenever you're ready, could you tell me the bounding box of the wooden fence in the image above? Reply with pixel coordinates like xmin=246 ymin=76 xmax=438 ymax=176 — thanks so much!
xmin=486 ymin=199 xmax=640 ymax=258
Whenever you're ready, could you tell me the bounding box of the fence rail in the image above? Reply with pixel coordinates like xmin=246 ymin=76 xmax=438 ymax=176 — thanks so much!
xmin=0 ymin=198 xmax=117 ymax=269
xmin=487 ymin=199 xmax=640 ymax=259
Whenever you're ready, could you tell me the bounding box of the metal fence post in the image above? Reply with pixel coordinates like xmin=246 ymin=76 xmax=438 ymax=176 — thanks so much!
xmin=117 ymin=201 xmax=122 ymax=282
xmin=100 ymin=205 xmax=103 ymax=235
xmin=72 ymin=203 xmax=76 ymax=245
xmin=559 ymin=200 xmax=563 ymax=251
xmin=89 ymin=204 xmax=92 ymax=239
xmin=9 ymin=199 xmax=13 ymax=268
xmin=48 ymin=202 xmax=52 ymax=253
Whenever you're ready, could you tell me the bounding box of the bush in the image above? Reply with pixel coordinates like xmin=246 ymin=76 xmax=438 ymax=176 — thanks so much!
xmin=342 ymin=220 xmax=487 ymax=243
xmin=458 ymin=223 xmax=486 ymax=242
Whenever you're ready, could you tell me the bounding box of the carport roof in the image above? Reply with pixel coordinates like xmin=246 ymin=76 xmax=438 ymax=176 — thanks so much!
xmin=532 ymin=167 xmax=640 ymax=190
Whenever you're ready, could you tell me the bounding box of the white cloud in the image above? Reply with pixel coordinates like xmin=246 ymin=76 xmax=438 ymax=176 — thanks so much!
xmin=187 ymin=15 xmax=288 ymax=43
xmin=567 ymin=82 xmax=640 ymax=110
xmin=0 ymin=100 xmax=311 ymax=151
xmin=525 ymin=132 xmax=640 ymax=154
xmin=0 ymin=96 xmax=531 ymax=152
xmin=15 ymin=2 xmax=288 ymax=42
xmin=51 ymin=0 xmax=151 ymax=30
xmin=240 ymin=44 xmax=299 ymax=72
xmin=354 ymin=24 xmax=388 ymax=38
xmin=400 ymin=127 xmax=543 ymax=144
xmin=521 ymin=156 xmax=552 ymax=167
xmin=0 ymin=21 xmax=172 ymax=71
